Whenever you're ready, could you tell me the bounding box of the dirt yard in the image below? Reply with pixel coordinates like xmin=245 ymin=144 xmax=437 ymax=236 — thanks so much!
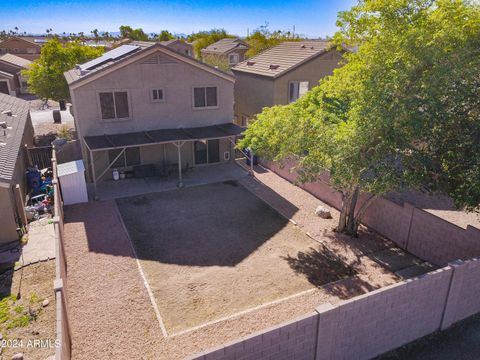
xmin=63 ymin=165 xmax=409 ymax=359
xmin=117 ymin=181 xmax=353 ymax=334
xmin=0 ymin=261 xmax=56 ymax=360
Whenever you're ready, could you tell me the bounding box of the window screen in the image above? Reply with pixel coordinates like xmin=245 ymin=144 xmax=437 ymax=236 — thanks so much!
xmin=114 ymin=91 xmax=129 ymax=118
xmin=206 ymin=87 xmax=217 ymax=107
xmin=99 ymin=92 xmax=115 ymax=119
xmin=194 ymin=87 xmax=206 ymax=108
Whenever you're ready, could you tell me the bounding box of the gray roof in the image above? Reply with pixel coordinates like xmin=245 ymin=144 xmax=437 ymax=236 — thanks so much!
xmin=0 ymin=94 xmax=30 ymax=183
xmin=201 ymin=38 xmax=249 ymax=55
xmin=0 ymin=53 xmax=32 ymax=69
xmin=84 ymin=123 xmax=244 ymax=150
xmin=232 ymin=41 xmax=332 ymax=78
xmin=65 ymin=41 xmax=234 ymax=86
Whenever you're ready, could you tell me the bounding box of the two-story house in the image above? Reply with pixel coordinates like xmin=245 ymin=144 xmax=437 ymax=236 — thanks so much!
xmin=0 ymin=36 xmax=45 ymax=61
xmin=64 ymin=41 xmax=242 ymax=196
xmin=231 ymin=41 xmax=346 ymax=126
xmin=201 ymin=38 xmax=249 ymax=67
xmin=0 ymin=53 xmax=32 ymax=96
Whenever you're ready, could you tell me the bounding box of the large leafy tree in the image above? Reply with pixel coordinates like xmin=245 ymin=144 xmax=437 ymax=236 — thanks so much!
xmin=119 ymin=25 xmax=149 ymax=41
xmin=156 ymin=30 xmax=175 ymax=42
xmin=245 ymin=24 xmax=303 ymax=57
xmin=23 ymin=38 xmax=103 ymax=103
xmin=187 ymin=29 xmax=235 ymax=58
xmin=239 ymin=0 xmax=480 ymax=236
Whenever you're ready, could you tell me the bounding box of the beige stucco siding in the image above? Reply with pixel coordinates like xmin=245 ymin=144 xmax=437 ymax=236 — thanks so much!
xmin=0 ymin=186 xmax=18 ymax=244
xmin=273 ymin=50 xmax=343 ymax=105
xmin=233 ymin=71 xmax=274 ymax=120
xmin=233 ymin=50 xmax=344 ymax=121
xmin=72 ymin=50 xmax=234 ymax=138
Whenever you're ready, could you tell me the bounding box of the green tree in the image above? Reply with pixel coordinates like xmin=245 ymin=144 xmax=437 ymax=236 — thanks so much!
xmin=187 ymin=29 xmax=235 ymax=58
xmin=157 ymin=30 xmax=175 ymax=42
xmin=22 ymin=39 xmax=103 ymax=103
xmin=245 ymin=23 xmax=303 ymax=57
xmin=240 ymin=0 xmax=480 ymax=235
xmin=202 ymin=54 xmax=230 ymax=72
xmin=119 ymin=25 xmax=149 ymax=41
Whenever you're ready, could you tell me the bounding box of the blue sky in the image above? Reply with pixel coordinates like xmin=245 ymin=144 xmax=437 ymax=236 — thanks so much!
xmin=2 ymin=0 xmax=357 ymax=38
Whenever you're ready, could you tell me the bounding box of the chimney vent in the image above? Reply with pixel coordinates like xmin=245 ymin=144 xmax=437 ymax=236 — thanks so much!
xmin=269 ymin=64 xmax=279 ymax=70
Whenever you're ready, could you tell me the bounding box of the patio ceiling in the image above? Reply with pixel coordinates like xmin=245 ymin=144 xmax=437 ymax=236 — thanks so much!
xmin=84 ymin=123 xmax=244 ymax=151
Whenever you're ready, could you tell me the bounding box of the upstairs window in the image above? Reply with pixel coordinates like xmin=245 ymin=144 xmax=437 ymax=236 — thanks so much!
xmin=289 ymin=81 xmax=309 ymax=103
xmin=229 ymin=53 xmax=239 ymax=65
xmin=99 ymin=91 xmax=129 ymax=120
xmin=193 ymin=87 xmax=218 ymax=109
xmin=151 ymin=88 xmax=165 ymax=103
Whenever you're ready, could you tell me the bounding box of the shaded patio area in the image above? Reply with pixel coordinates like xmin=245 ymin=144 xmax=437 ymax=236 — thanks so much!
xmin=87 ymin=163 xmax=248 ymax=200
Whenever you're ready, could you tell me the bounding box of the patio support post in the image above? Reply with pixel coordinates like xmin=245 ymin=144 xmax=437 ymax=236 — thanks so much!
xmin=173 ymin=141 xmax=185 ymax=187
xmin=89 ymin=148 xmax=97 ymax=200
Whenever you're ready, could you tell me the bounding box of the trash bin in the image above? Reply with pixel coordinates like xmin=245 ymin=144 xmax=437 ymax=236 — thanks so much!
xmin=53 ymin=110 xmax=61 ymax=123
xmin=59 ymin=100 xmax=66 ymax=111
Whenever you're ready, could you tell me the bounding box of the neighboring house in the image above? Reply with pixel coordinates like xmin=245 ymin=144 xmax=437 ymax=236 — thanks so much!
xmin=231 ymin=41 xmax=346 ymax=126
xmin=0 ymin=36 xmax=45 ymax=61
xmin=160 ymin=39 xmax=193 ymax=57
xmin=64 ymin=41 xmax=242 ymax=196
xmin=0 ymin=53 xmax=32 ymax=95
xmin=201 ymin=38 xmax=249 ymax=67
xmin=82 ymin=40 xmax=114 ymax=51
xmin=0 ymin=94 xmax=34 ymax=245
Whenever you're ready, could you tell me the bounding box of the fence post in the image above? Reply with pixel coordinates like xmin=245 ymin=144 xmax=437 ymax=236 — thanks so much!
xmin=440 ymin=260 xmax=466 ymax=330
xmin=14 ymin=184 xmax=28 ymax=229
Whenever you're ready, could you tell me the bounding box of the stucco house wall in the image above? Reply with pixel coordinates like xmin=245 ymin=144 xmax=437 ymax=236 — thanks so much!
xmin=273 ymin=50 xmax=343 ymax=105
xmin=69 ymin=47 xmax=235 ymax=181
xmin=0 ymin=112 xmax=34 ymax=245
xmin=233 ymin=49 xmax=344 ymax=122
xmin=233 ymin=72 xmax=274 ymax=122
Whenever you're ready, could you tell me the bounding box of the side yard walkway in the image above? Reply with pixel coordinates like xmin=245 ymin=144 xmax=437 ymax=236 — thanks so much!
xmin=63 ymin=201 xmax=164 ymax=359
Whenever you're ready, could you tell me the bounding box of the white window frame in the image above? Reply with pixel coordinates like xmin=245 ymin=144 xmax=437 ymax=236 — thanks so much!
xmin=150 ymin=88 xmax=165 ymax=103
xmin=228 ymin=53 xmax=239 ymax=65
xmin=192 ymin=86 xmax=219 ymax=110
xmin=288 ymin=81 xmax=309 ymax=103
xmin=96 ymin=89 xmax=132 ymax=122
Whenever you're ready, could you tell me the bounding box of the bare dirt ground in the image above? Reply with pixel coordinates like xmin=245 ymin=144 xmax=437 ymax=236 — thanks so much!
xmin=63 ymin=201 xmax=163 ymax=360
xmin=0 ymin=261 xmax=56 ymax=360
xmin=116 ymin=181 xmax=353 ymax=334
xmin=63 ymin=166 xmax=410 ymax=359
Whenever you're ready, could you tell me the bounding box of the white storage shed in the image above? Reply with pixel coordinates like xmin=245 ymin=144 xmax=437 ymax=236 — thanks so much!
xmin=57 ymin=160 xmax=88 ymax=205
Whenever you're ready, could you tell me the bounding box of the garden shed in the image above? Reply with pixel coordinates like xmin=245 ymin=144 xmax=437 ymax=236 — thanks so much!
xmin=57 ymin=160 xmax=88 ymax=205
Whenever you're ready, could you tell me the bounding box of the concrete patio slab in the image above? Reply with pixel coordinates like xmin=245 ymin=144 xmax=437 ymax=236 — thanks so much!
xmin=90 ymin=163 xmax=249 ymax=201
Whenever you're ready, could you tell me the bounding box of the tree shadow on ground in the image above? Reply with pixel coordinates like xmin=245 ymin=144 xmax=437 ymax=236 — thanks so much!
xmin=283 ymin=245 xmax=356 ymax=288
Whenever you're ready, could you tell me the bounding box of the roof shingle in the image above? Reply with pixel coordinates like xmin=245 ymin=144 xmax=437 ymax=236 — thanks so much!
xmin=201 ymin=38 xmax=249 ymax=55
xmin=0 ymin=53 xmax=32 ymax=69
xmin=0 ymin=94 xmax=31 ymax=183
xmin=232 ymin=41 xmax=331 ymax=78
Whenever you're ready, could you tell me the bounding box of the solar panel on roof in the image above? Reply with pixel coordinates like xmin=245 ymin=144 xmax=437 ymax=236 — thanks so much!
xmin=80 ymin=45 xmax=140 ymax=71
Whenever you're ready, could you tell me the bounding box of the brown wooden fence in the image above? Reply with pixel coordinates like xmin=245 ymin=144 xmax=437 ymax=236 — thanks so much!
xmin=26 ymin=145 xmax=53 ymax=169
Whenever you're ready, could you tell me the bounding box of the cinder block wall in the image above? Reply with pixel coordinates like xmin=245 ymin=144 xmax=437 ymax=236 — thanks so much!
xmin=442 ymin=258 xmax=480 ymax=329
xmin=187 ymin=312 xmax=319 ymax=360
xmin=316 ymin=268 xmax=453 ymax=360
xmin=189 ymin=260 xmax=480 ymax=360
xmin=261 ymin=160 xmax=480 ymax=266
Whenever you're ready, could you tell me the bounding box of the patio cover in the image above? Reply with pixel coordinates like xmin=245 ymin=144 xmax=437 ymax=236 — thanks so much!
xmin=84 ymin=123 xmax=244 ymax=151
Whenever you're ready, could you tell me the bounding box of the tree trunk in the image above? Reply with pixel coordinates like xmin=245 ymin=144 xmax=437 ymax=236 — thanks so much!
xmin=336 ymin=185 xmax=362 ymax=237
